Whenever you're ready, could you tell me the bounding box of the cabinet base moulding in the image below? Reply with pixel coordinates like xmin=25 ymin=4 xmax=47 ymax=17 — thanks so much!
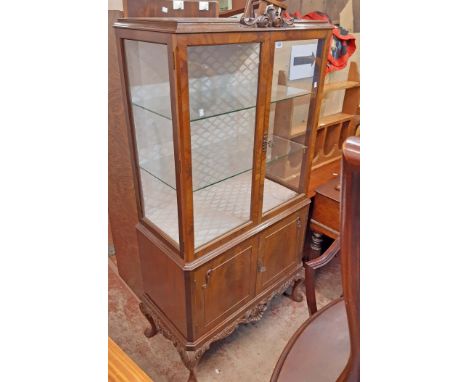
xmin=139 ymin=268 xmax=305 ymax=381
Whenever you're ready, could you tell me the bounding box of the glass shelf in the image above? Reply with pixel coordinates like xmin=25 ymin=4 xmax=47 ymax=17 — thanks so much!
xmin=131 ymin=83 xmax=311 ymax=122
xmin=139 ymin=137 xmax=254 ymax=192
xmin=139 ymin=133 xmax=306 ymax=193
xmin=266 ymin=135 xmax=307 ymax=163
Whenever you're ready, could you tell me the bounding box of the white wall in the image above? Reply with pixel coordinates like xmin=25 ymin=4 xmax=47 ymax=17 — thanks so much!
xmin=108 ymin=0 xmax=123 ymax=11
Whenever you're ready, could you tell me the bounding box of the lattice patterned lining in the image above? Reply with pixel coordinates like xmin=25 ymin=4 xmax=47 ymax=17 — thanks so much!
xmin=187 ymin=43 xmax=260 ymax=120
xmin=132 ymin=42 xmax=296 ymax=247
xmin=135 ymin=106 xmax=257 ymax=191
xmin=140 ymin=169 xmax=179 ymax=242
xmin=133 ymin=105 xmax=176 ymax=188
xmin=142 ymin=171 xmax=297 ymax=248
xmin=190 ymin=108 xmax=255 ymax=190
xmin=130 ymin=43 xmax=260 ymax=122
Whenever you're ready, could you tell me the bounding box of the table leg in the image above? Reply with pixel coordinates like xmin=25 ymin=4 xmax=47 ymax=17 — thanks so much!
xmin=310 ymin=231 xmax=323 ymax=258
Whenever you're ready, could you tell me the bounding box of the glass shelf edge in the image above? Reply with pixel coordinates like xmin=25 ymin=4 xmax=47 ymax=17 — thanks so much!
xmin=140 ymin=134 xmax=307 ymax=193
xmin=139 ymin=166 xmax=177 ymax=191
xmin=132 ymin=86 xmax=313 ymax=123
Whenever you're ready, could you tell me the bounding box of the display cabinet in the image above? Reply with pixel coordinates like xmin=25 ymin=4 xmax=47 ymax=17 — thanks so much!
xmin=114 ymin=17 xmax=332 ymax=380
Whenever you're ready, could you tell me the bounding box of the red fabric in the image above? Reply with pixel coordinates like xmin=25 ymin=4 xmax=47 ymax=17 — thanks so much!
xmin=283 ymin=11 xmax=329 ymax=21
xmin=328 ymin=27 xmax=356 ymax=73
xmin=296 ymin=11 xmax=330 ymax=22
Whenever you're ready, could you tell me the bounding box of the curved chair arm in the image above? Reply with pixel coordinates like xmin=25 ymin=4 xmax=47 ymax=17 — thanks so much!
xmin=305 ymin=237 xmax=340 ymax=270
xmin=305 ymin=238 xmax=340 ymax=315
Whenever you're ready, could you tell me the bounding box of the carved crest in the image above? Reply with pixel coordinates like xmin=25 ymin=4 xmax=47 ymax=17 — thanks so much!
xmin=240 ymin=0 xmax=294 ymax=28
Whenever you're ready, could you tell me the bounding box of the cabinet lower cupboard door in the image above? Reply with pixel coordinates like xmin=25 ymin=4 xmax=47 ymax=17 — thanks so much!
xmin=193 ymin=240 xmax=257 ymax=335
xmin=256 ymin=208 xmax=308 ymax=293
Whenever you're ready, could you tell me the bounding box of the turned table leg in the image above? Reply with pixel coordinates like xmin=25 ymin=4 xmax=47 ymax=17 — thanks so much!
xmin=310 ymin=231 xmax=324 ymax=259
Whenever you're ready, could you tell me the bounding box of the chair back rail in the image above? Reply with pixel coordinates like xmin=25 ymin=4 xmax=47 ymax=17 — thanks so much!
xmin=337 ymin=136 xmax=360 ymax=382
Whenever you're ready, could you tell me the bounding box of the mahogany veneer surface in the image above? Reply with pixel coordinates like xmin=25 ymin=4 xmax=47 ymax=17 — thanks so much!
xmin=273 ymin=299 xmax=349 ymax=382
xmin=108 ymin=9 xmax=144 ymax=296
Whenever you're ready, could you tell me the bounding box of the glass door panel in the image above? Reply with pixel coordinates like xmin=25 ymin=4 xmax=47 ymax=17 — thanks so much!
xmin=263 ymin=39 xmax=323 ymax=214
xmin=187 ymin=43 xmax=260 ymax=248
xmin=124 ymin=40 xmax=180 ymax=245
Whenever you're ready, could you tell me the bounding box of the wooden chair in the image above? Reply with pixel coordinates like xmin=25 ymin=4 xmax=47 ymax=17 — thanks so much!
xmin=271 ymin=136 xmax=360 ymax=382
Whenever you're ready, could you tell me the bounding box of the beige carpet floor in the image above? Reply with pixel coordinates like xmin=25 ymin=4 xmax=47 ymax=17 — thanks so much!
xmin=108 ymin=254 xmax=342 ymax=382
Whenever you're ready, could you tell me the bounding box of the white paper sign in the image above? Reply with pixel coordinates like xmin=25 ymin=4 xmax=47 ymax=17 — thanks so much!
xmin=289 ymin=42 xmax=318 ymax=81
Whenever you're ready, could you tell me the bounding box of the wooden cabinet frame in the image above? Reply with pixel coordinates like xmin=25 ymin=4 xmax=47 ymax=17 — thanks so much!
xmin=114 ymin=18 xmax=332 ymax=380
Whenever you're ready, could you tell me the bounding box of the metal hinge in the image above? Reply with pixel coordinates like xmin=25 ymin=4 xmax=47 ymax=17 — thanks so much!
xmin=262 ymin=135 xmax=269 ymax=152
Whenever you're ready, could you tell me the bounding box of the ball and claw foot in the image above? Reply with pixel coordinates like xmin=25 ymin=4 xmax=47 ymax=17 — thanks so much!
xmin=290 ymin=278 xmax=304 ymax=302
xmin=284 ymin=278 xmax=304 ymax=302
xmin=187 ymin=369 xmax=198 ymax=382
xmin=180 ymin=350 xmax=202 ymax=382
xmin=144 ymin=323 xmax=158 ymax=338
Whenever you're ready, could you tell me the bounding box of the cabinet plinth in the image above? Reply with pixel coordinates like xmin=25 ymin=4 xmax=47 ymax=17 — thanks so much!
xmin=114 ymin=17 xmax=333 ymax=380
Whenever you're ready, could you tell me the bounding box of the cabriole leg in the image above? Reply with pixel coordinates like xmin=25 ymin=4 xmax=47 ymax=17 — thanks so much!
xmin=178 ymin=349 xmax=204 ymax=382
xmin=139 ymin=302 xmax=159 ymax=338
xmin=290 ymin=277 xmax=304 ymax=302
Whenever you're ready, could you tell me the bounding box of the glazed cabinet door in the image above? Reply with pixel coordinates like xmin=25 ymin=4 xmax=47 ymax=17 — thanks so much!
xmin=256 ymin=207 xmax=308 ymax=293
xmin=261 ymin=38 xmax=327 ymax=216
xmin=192 ymin=238 xmax=257 ymax=336
xmin=185 ymin=42 xmax=261 ymax=252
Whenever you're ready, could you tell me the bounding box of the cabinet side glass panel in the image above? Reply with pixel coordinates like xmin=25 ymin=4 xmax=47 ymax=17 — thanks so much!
xmin=187 ymin=43 xmax=260 ymax=248
xmin=262 ymin=39 xmax=323 ymax=214
xmin=124 ymin=40 xmax=179 ymax=245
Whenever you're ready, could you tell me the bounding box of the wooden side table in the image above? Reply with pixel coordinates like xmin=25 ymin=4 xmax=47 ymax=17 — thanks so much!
xmin=308 ymin=174 xmax=341 ymax=259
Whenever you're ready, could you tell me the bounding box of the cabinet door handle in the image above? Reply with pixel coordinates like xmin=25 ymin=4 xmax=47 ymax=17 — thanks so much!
xmin=203 ymin=269 xmax=213 ymax=288
xmin=296 ymin=217 xmax=302 ymax=228
xmin=257 ymin=259 xmax=266 ymax=273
